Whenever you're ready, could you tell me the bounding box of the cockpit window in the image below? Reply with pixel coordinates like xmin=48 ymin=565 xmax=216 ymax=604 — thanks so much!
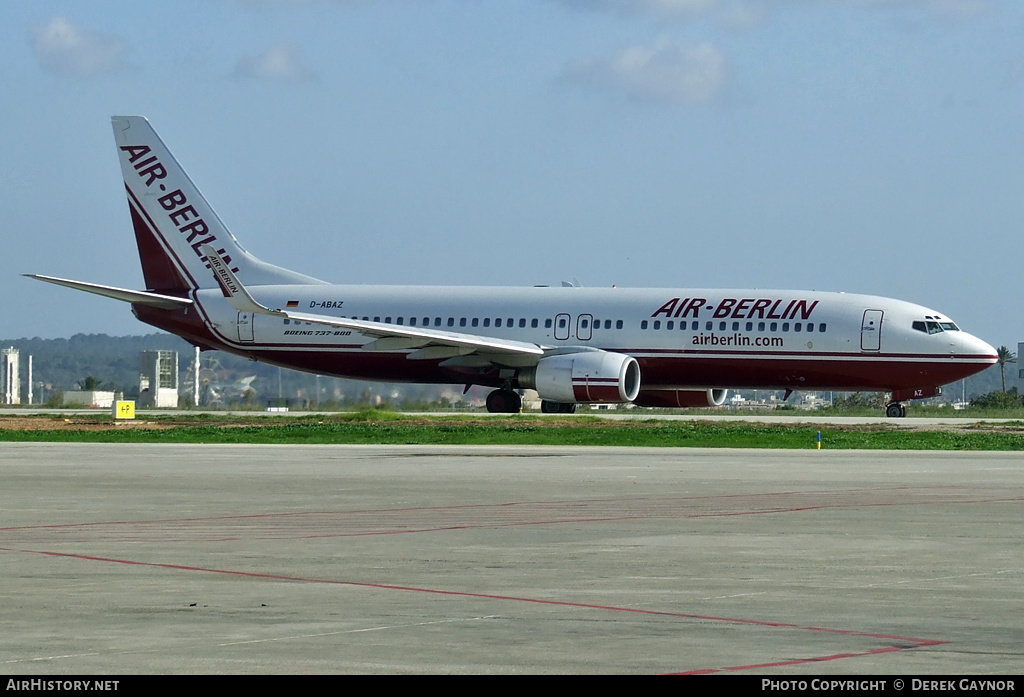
xmin=913 ymin=320 xmax=945 ymax=335
xmin=939 ymin=322 xmax=959 ymax=331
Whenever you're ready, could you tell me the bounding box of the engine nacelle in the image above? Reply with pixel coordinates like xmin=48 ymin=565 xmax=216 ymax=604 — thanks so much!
xmin=633 ymin=389 xmax=728 ymax=408
xmin=518 ymin=351 xmax=641 ymax=404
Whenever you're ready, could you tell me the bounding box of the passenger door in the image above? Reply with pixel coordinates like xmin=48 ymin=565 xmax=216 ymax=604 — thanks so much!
xmin=860 ymin=310 xmax=882 ymax=351
xmin=237 ymin=312 xmax=254 ymax=343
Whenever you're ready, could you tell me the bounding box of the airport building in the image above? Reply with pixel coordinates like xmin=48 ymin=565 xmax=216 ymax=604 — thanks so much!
xmin=138 ymin=350 xmax=179 ymax=408
xmin=2 ymin=347 xmax=19 ymax=405
xmin=1018 ymin=342 xmax=1024 ymax=392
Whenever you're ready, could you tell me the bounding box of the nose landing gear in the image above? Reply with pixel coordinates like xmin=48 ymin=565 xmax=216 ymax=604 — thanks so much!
xmin=885 ymin=402 xmax=906 ymax=418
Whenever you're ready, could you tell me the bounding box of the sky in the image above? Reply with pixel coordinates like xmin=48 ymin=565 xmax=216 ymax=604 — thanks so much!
xmin=2 ymin=0 xmax=1022 ymax=349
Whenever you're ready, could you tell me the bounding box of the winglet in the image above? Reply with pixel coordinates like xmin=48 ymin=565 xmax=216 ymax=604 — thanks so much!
xmin=201 ymin=245 xmax=284 ymax=317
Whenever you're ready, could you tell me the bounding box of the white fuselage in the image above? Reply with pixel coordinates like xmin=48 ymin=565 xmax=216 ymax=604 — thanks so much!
xmin=182 ymin=284 xmax=995 ymax=394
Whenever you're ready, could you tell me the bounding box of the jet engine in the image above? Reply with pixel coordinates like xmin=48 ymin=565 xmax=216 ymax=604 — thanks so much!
xmin=517 ymin=351 xmax=641 ymax=404
xmin=633 ymin=389 xmax=728 ymax=408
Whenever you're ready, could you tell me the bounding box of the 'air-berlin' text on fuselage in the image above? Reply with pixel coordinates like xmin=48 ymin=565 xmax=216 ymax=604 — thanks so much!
xmin=652 ymin=297 xmax=819 ymax=321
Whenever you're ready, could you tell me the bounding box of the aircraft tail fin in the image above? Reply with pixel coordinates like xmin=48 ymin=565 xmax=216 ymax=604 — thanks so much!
xmin=111 ymin=116 xmax=325 ymax=293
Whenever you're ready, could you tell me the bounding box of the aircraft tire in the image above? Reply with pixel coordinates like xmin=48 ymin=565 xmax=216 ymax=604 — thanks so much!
xmin=486 ymin=389 xmax=522 ymax=414
xmin=885 ymin=403 xmax=904 ymax=418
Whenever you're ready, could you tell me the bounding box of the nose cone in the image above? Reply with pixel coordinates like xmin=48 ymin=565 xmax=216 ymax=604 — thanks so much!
xmin=961 ymin=332 xmax=998 ymax=366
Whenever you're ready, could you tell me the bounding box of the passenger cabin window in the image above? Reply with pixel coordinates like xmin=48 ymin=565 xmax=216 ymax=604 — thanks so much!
xmin=616 ymin=320 xmax=623 ymax=329
xmin=641 ymin=320 xmax=649 ymax=330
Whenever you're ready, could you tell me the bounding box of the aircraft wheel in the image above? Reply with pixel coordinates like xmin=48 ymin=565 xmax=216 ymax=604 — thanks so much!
xmin=486 ymin=389 xmax=522 ymax=414
xmin=885 ymin=402 xmax=904 ymax=418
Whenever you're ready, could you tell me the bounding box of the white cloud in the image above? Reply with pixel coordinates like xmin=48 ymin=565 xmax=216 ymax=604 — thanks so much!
xmin=567 ymin=39 xmax=728 ymax=104
xmin=234 ymin=44 xmax=316 ymax=83
xmin=31 ymin=16 xmax=130 ymax=77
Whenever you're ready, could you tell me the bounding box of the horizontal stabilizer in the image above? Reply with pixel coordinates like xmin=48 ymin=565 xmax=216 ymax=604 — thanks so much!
xmin=25 ymin=275 xmax=193 ymax=310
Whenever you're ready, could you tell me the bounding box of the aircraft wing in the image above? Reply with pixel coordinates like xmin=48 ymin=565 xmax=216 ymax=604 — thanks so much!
xmin=201 ymin=246 xmax=545 ymax=359
xmin=25 ymin=274 xmax=194 ymax=310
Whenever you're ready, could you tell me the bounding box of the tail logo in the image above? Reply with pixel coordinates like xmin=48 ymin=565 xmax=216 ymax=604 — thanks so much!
xmin=120 ymin=145 xmax=167 ymax=186
xmin=120 ymin=145 xmax=239 ymax=273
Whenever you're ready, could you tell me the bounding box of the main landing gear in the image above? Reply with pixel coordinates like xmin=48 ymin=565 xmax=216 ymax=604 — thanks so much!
xmin=885 ymin=402 xmax=907 ymax=418
xmin=485 ymin=388 xmax=522 ymax=414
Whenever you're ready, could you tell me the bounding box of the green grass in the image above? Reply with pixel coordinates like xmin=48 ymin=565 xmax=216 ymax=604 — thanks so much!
xmin=1 ymin=411 xmax=1022 ymax=449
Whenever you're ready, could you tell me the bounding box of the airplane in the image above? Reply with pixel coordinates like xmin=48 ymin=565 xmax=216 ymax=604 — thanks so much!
xmin=28 ymin=116 xmax=998 ymax=417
